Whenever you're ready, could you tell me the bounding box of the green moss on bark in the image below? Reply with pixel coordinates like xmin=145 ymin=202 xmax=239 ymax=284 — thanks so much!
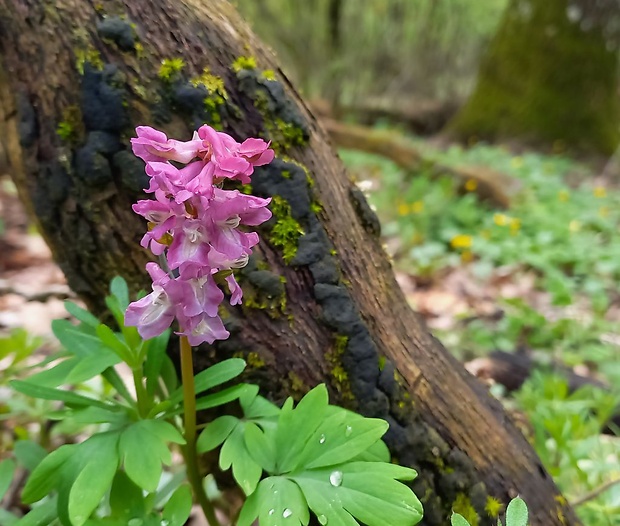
xmin=450 ymin=0 xmax=620 ymax=156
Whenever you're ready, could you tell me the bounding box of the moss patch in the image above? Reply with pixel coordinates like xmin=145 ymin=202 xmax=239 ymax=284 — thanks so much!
xmin=189 ymin=67 xmax=229 ymax=129
xmin=232 ymin=55 xmax=257 ymax=73
xmin=75 ymin=47 xmax=104 ymax=74
xmin=452 ymin=493 xmax=479 ymax=526
xmin=268 ymin=196 xmax=304 ymax=263
xmin=158 ymin=58 xmax=185 ymax=82
xmin=484 ymin=496 xmax=503 ymax=519
xmin=56 ymin=105 xmax=84 ymax=144
xmin=325 ymin=335 xmax=354 ymax=401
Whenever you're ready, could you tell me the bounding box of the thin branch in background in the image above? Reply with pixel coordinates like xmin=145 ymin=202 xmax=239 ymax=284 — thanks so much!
xmin=570 ymin=478 xmax=620 ymax=508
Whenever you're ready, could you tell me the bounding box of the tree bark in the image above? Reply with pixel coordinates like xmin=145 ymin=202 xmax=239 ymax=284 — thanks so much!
xmin=448 ymin=0 xmax=620 ymax=157
xmin=0 ymin=1 xmax=580 ymax=525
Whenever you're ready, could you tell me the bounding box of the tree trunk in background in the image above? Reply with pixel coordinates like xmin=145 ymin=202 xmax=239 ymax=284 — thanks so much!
xmin=448 ymin=0 xmax=620 ymax=157
xmin=0 ymin=1 xmax=580 ymax=524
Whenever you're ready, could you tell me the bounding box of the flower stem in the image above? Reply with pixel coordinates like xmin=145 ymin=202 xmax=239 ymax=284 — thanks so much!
xmin=180 ymin=335 xmax=221 ymax=526
xmin=132 ymin=366 xmax=148 ymax=418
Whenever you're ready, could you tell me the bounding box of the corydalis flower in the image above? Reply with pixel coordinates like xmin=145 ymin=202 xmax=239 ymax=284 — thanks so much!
xmin=125 ymin=124 xmax=274 ymax=345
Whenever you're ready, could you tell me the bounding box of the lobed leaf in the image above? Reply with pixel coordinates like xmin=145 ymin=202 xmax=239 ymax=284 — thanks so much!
xmin=168 ymin=358 xmax=246 ymax=406
xmin=197 ymin=415 xmax=239 ymax=453
xmin=162 ymin=484 xmax=193 ymax=526
xmin=292 ymin=462 xmax=422 ymax=526
xmin=119 ymin=420 xmax=183 ymax=492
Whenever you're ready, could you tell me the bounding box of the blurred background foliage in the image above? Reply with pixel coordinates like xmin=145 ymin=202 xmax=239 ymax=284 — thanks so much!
xmin=236 ymin=0 xmax=508 ymax=107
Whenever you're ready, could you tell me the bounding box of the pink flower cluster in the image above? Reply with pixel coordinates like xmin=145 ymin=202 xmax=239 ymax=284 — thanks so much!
xmin=124 ymin=125 xmax=274 ymax=345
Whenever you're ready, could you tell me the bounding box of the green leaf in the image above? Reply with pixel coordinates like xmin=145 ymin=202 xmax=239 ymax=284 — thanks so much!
xmin=120 ymin=421 xmax=180 ymax=491
xmin=162 ymin=484 xmax=193 ymax=526
xmin=109 ymin=471 xmax=145 ymax=520
xmin=242 ymin=394 xmax=281 ymax=419
xmin=102 ymin=368 xmax=134 ymax=404
xmin=10 ymin=380 xmax=115 ymax=410
xmin=166 ymin=383 xmax=250 ymax=416
xmin=169 ymin=358 xmax=246 ymax=405
xmin=70 ymin=406 xmax=131 ymax=426
xmin=197 ymin=415 xmax=239 ymax=453
xmin=451 ymin=512 xmax=472 ymax=526
xmin=153 ymin=470 xmax=187 ymax=509
xmin=96 ymin=324 xmax=135 ymax=365
xmin=144 ymin=330 xmax=170 ymax=396
xmin=52 ymin=319 xmax=102 ymax=358
xmin=68 ymin=434 xmax=120 ymax=526
xmin=110 ymin=276 xmax=130 ymax=310
xmin=0 ymin=458 xmax=15 ymax=502
xmin=275 ymin=385 xmax=329 ymax=473
xmin=160 ymin=355 xmax=179 ymax=393
xmin=0 ymin=508 xmax=19 ymax=526
xmin=64 ymin=301 xmax=100 ymax=328
xmin=296 ymin=409 xmax=388 ymax=470
xmin=14 ymin=497 xmax=58 ymax=526
xmin=505 ymin=497 xmax=528 ymax=526
xmin=219 ymin=424 xmax=262 ymax=496
xmin=25 ymin=357 xmax=80 ymax=387
xmin=239 ymin=476 xmax=309 ymax=526
xmin=66 ymin=350 xmax=121 ymax=384
xmin=292 ymin=462 xmax=422 ymax=526
xmin=350 ymin=438 xmax=390 ymax=463
xmin=0 ymin=328 xmax=42 ymax=366
xmin=244 ymin=422 xmax=276 ymax=473
xmin=21 ymin=445 xmax=74 ymax=503
xmin=13 ymin=440 xmax=47 ymax=471
xmin=140 ymin=419 xmax=185 ymax=445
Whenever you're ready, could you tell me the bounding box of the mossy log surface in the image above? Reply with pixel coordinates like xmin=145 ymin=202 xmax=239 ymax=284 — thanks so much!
xmin=449 ymin=0 xmax=620 ymax=156
xmin=0 ymin=1 xmax=580 ymax=524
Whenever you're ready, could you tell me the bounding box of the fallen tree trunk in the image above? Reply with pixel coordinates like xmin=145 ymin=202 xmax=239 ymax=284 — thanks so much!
xmin=0 ymin=1 xmax=579 ymax=524
xmin=324 ymin=119 xmax=520 ymax=208
xmin=323 ymin=97 xmax=460 ymax=136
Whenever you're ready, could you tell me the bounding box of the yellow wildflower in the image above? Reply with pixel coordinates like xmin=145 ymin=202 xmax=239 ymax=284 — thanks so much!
xmin=510 ymin=217 xmax=521 ymax=234
xmin=594 ymin=186 xmax=607 ymax=198
xmin=558 ymin=190 xmax=570 ymax=202
xmin=569 ymin=220 xmax=581 ymax=232
xmin=510 ymin=156 xmax=523 ymax=169
xmin=451 ymin=234 xmax=473 ymax=249
xmin=461 ymin=250 xmax=474 ymax=263
xmin=411 ymin=232 xmax=425 ymax=244
xmin=494 ymin=213 xmax=508 ymax=226
xmin=411 ymin=201 xmax=424 ymax=214
xmin=397 ymin=203 xmax=409 ymax=216
xmin=464 ymin=179 xmax=478 ymax=192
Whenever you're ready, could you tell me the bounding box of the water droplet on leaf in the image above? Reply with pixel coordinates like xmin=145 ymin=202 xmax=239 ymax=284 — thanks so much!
xmin=319 ymin=434 xmax=326 ymax=444
xmin=345 ymin=425 xmax=352 ymax=437
xmin=283 ymin=508 xmax=293 ymax=518
xmin=329 ymin=470 xmax=343 ymax=487
xmin=318 ymin=514 xmax=328 ymax=524
xmin=268 ymin=509 xmax=275 ymax=516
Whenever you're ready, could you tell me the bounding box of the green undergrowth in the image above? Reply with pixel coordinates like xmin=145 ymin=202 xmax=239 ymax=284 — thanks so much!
xmin=341 ymin=141 xmax=620 ymax=524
